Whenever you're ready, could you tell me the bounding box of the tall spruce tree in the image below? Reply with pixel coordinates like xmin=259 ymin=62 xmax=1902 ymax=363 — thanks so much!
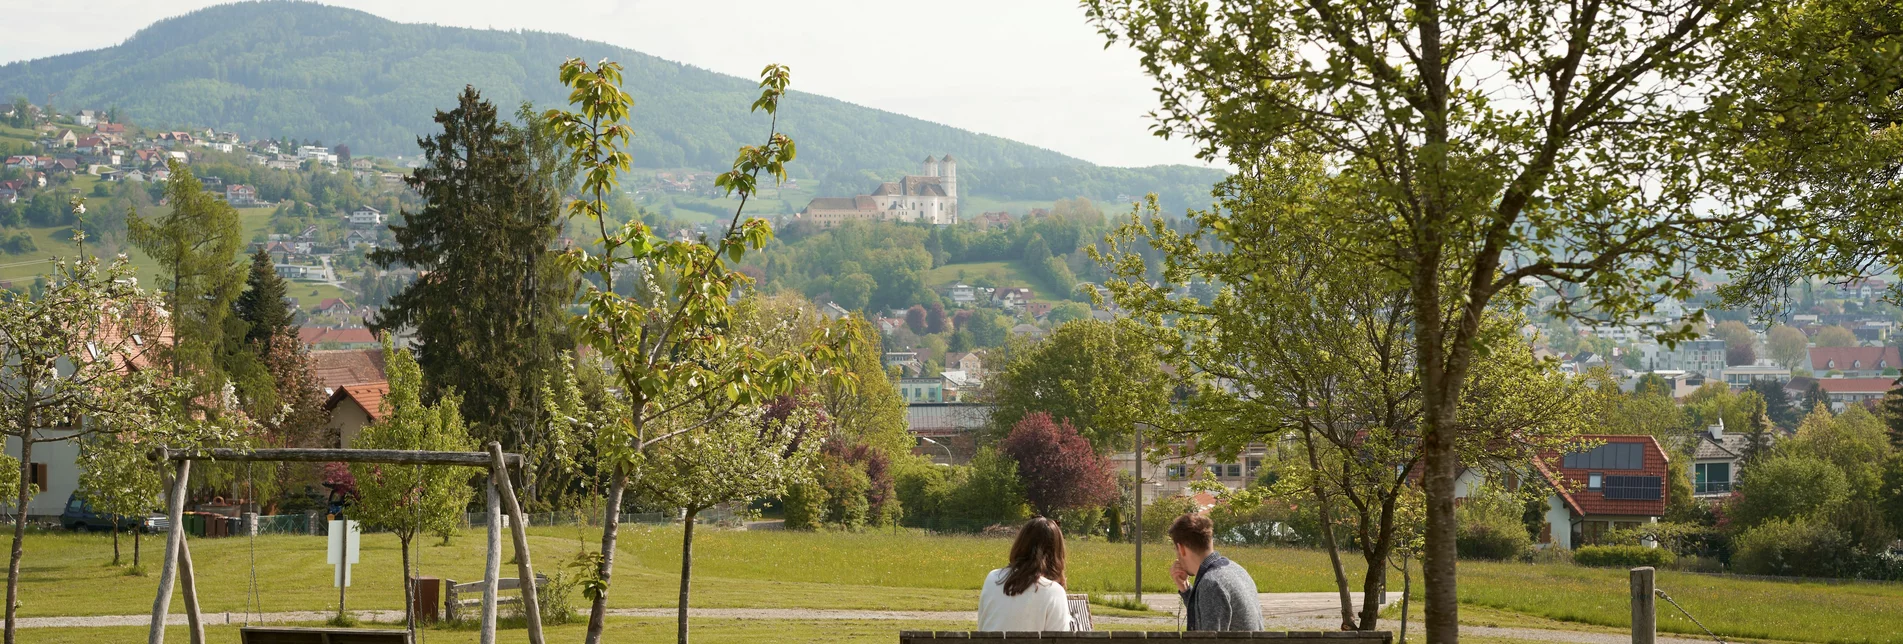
xmin=1750 ymin=379 xmax=1799 ymax=431
xmin=234 ymin=249 xmax=294 ymax=346
xmin=1882 ymin=380 xmax=1903 ymax=450
xmin=129 ymin=160 xmax=246 ymax=387
xmin=369 ymin=89 xmax=573 ymax=452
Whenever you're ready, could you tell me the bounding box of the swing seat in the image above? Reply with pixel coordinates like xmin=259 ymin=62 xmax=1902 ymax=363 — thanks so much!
xmin=238 ymin=625 xmax=412 ymax=644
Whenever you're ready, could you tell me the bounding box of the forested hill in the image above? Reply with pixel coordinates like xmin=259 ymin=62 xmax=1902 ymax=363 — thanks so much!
xmin=0 ymin=2 xmax=1225 ymax=209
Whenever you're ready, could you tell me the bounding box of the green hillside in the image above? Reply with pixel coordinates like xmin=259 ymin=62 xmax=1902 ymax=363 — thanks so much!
xmin=0 ymin=2 xmax=1223 ymax=210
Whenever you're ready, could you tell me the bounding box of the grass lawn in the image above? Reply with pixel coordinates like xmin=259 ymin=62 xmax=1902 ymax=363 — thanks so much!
xmin=0 ymin=205 xmax=276 ymax=285
xmin=921 ymin=261 xmax=1034 ymax=290
xmin=14 ymin=526 xmax=1902 ymax=643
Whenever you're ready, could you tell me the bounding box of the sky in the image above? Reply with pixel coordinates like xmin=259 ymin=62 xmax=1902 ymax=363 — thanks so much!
xmin=0 ymin=0 xmax=1213 ymax=169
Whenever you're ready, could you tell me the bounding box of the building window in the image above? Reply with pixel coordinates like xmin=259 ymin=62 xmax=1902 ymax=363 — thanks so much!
xmin=1588 ymin=472 xmax=1603 ymax=490
xmin=1694 ymin=462 xmax=1731 ymax=495
xmin=1247 ymin=458 xmax=1262 ymax=474
xmin=1166 ymin=464 xmax=1186 ymax=480
xmin=1224 ymin=464 xmax=1241 ymax=478
xmin=1580 ymin=520 xmax=1609 ymax=546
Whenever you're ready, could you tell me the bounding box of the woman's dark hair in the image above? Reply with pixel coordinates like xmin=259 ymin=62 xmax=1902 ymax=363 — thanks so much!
xmin=1000 ymin=516 xmax=1066 ymax=596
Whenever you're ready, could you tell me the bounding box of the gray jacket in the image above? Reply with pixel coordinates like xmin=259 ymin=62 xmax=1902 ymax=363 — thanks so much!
xmin=1179 ymin=552 xmax=1263 ymax=631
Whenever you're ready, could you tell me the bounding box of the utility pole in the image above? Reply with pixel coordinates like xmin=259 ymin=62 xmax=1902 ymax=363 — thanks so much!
xmin=1134 ymin=421 xmax=1146 ymax=605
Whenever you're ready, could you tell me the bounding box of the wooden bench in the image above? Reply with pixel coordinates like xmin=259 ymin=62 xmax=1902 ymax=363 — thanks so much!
xmin=899 ymin=630 xmax=1395 ymax=642
xmin=238 ymin=625 xmax=411 ymax=644
xmin=442 ymin=573 xmax=548 ymax=622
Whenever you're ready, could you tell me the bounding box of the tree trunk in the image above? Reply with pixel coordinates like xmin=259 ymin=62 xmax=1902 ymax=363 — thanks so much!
xmin=583 ymin=468 xmax=628 ymax=644
xmin=677 ymin=508 xmax=699 ymax=644
xmin=5 ymin=438 xmax=31 ymax=644
xmin=401 ymin=536 xmax=414 ymax=642
xmin=112 ymin=520 xmax=122 ymax=566
xmin=178 ymin=537 xmax=204 ymax=644
xmin=1420 ymin=404 xmax=1460 ymax=644
xmin=133 ymin=529 xmax=141 ymax=568
xmin=1359 ymin=545 xmax=1390 ymax=630
xmin=1301 ymin=427 xmax=1356 ymax=630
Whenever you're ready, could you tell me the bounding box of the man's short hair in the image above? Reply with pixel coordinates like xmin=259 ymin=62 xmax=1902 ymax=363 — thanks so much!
xmin=1167 ymin=514 xmax=1214 ymax=553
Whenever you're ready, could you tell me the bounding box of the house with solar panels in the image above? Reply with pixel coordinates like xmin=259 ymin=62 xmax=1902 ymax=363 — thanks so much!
xmin=1532 ymin=435 xmax=1671 ymax=549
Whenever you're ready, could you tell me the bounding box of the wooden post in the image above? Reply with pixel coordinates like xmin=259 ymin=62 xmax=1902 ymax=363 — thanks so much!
xmin=479 ymin=475 xmax=501 ymax=644
xmin=177 ymin=537 xmax=204 ymax=644
xmin=1631 ymin=567 xmax=1655 ymax=644
xmin=148 ymin=459 xmax=191 ymax=644
xmin=488 ymin=442 xmax=544 ymax=643
xmin=1134 ymin=421 xmax=1144 ymax=605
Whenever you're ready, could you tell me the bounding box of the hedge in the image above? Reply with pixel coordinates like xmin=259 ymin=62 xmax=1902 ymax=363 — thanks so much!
xmin=1574 ymin=544 xmax=1677 ymax=568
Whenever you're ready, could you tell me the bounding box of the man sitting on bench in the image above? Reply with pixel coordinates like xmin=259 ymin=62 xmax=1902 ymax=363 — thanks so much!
xmin=1168 ymin=514 xmax=1264 ymax=631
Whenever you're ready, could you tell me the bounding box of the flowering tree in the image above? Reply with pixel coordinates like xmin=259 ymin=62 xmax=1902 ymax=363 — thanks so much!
xmin=0 ymin=255 xmax=168 ymax=643
xmin=1000 ymin=412 xmax=1118 ymax=518
xmin=76 ymin=431 xmax=161 ymax=567
xmin=544 ymin=59 xmax=857 ymax=644
xmin=348 ymin=340 xmax=475 ymax=638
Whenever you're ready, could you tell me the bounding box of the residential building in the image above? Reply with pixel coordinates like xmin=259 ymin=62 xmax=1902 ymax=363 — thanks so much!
xmin=308 ymin=348 xmax=388 ymax=396
xmin=75 ymin=110 xmax=96 ymax=126
xmin=906 ymin=403 xmax=992 ymax=464
xmin=1690 ymin=421 xmax=1761 ymax=498
xmin=799 ymin=155 xmax=958 ymax=227
xmin=1116 ymin=440 xmax=1272 ymax=500
xmin=348 ymin=205 xmax=384 ymax=227
xmin=898 ymin=377 xmax=944 ymax=404
xmin=1814 ymin=377 xmax=1894 ymax=411
xmin=226 ymin=184 xmax=260 ymax=207
xmin=1534 ymin=435 xmax=1670 ymax=549
xmin=1652 ymin=339 xmax=1726 ymax=380
xmin=944 ymin=351 xmax=984 ymax=377
xmin=314 ymin=298 xmax=352 ymax=317
xmin=947 ymin=283 xmax=977 ymax=305
xmin=1805 ymin=345 xmax=1900 ymax=378
xmin=298 ymin=326 xmax=378 ymax=351
xmin=993 ymin=287 xmax=1034 ymax=311
xmin=940 ymin=370 xmax=980 ymax=402
xmin=275 ymin=264 xmax=309 ymax=279
xmin=1721 ymin=364 xmax=1792 ymax=389
xmin=324 ymin=382 xmax=390 ymax=448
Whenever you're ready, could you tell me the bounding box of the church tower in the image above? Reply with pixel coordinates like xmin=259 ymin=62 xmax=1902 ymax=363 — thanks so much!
xmin=939 ymin=154 xmax=957 ymax=219
xmin=922 ymin=155 xmax=940 ymax=177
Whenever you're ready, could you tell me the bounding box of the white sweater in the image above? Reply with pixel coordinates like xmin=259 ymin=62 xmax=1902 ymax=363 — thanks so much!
xmin=976 ymin=567 xmax=1074 ymax=632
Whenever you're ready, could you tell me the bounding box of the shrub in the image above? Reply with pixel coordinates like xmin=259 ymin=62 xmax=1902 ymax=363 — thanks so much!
xmin=782 ymin=479 xmax=829 ymax=531
xmin=1208 ymin=498 xmax=1308 ymax=547
xmin=817 ymin=458 xmax=870 ymax=529
xmin=1574 ymin=545 xmax=1676 ymax=568
xmin=1140 ymin=494 xmax=1202 ymax=542
xmin=1732 ymin=517 xmax=1854 ymax=577
xmin=1456 ymin=488 xmax=1532 ymax=561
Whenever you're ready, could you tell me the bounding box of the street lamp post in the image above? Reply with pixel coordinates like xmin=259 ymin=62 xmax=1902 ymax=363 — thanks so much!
xmin=1134 ymin=421 xmax=1148 ymax=604
xmin=919 ymin=436 xmax=954 ymax=464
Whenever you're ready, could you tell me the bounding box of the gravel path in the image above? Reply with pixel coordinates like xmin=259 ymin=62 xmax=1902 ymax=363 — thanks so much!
xmin=13 ymin=596 xmax=1726 ymax=644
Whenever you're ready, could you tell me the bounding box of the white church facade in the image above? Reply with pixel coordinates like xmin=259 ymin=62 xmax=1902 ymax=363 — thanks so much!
xmin=801 ymin=155 xmax=959 ymax=227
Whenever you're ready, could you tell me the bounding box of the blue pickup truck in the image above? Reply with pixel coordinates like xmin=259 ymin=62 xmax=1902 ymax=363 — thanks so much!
xmin=58 ymin=494 xmax=169 ymax=533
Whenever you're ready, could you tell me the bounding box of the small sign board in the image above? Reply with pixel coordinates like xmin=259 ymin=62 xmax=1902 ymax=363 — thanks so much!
xmin=326 ymin=520 xmax=361 ymax=587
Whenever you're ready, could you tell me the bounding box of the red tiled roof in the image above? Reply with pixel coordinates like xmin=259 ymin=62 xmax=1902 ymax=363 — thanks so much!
xmin=1807 ymin=346 xmax=1901 ymax=371
xmin=326 ymin=381 xmax=390 ymax=422
xmin=309 ymin=348 xmax=387 ymax=392
xmin=1813 ymin=377 xmax=1896 ymax=394
xmin=317 ymin=298 xmax=348 ymax=311
xmin=298 ymin=326 xmax=376 ymax=346
xmin=1536 ymin=435 xmax=1670 ymax=518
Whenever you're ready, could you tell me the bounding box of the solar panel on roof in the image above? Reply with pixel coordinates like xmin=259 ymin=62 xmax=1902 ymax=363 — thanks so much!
xmin=1562 ymin=442 xmax=1644 ymax=470
xmin=1602 ymin=475 xmax=1662 ymax=500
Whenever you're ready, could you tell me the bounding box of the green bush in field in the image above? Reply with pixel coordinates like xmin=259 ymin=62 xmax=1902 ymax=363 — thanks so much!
xmin=818 ymin=458 xmax=871 ymax=529
xmin=1573 ymin=545 xmax=1676 ymax=568
xmin=1732 ymin=517 xmax=1855 ymax=577
xmin=1456 ymin=487 xmax=1532 ymax=561
xmin=782 ymin=479 xmax=829 ymax=531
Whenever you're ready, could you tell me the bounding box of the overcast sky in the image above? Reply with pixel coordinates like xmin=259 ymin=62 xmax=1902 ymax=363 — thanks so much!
xmin=0 ymin=0 xmax=1211 ymax=169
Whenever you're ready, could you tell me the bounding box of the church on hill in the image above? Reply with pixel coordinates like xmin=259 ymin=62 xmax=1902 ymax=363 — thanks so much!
xmin=800 ymin=155 xmax=959 ymax=227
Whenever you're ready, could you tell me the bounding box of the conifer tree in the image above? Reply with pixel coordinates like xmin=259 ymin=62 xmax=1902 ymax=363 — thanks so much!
xmin=233 ymin=249 xmax=293 ymax=347
xmin=129 ymin=160 xmax=246 ymax=388
xmin=370 ymin=89 xmax=573 ymax=450
xmin=1882 ymin=380 xmax=1903 ymax=450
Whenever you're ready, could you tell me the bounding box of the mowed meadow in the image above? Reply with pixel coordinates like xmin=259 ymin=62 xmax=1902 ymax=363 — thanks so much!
xmin=15 ymin=526 xmax=1903 ymax=643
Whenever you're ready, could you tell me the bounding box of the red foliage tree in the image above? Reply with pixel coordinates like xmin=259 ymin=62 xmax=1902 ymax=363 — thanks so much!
xmin=1000 ymin=412 xmax=1118 ymax=517
xmin=905 ymin=305 xmax=928 ymax=335
xmin=926 ymin=302 xmax=950 ymax=335
xmin=952 ymin=309 xmax=973 ymax=330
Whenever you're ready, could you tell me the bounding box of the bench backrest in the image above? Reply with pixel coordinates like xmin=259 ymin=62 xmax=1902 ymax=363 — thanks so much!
xmin=239 ymin=625 xmax=411 ymax=644
xmin=899 ymin=631 xmax=1394 ymax=642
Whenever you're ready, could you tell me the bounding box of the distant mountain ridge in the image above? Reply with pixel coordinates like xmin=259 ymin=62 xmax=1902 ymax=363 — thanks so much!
xmin=0 ymin=1 xmax=1223 ymax=209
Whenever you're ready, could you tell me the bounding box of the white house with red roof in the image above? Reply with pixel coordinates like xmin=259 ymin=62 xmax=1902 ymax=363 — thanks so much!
xmin=1814 ymin=377 xmax=1895 ymax=412
xmin=1806 ymin=345 xmax=1901 ymax=378
xmin=324 ymin=382 xmax=390 ymax=448
xmin=1534 ymin=435 xmax=1671 ymax=549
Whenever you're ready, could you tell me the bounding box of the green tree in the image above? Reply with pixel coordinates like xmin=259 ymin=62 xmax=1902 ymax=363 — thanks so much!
xmin=75 ymin=432 xmax=162 ymax=567
xmin=965 ymin=308 xmax=1009 ymax=348
xmin=1714 ymin=321 xmax=1755 ymax=351
xmin=544 ymin=60 xmax=855 ymax=644
xmin=370 ymin=90 xmax=574 ymax=457
xmin=1730 ymin=454 xmax=1850 ymax=529
xmin=1883 ymin=382 xmax=1903 ymax=450
xmin=1767 ymin=325 xmax=1810 ymax=369
xmin=831 ymin=272 xmax=875 ymax=311
xmin=1046 ymin=301 xmax=1091 ymax=325
xmin=987 ymin=318 xmax=1171 ymax=452
xmin=347 ymin=340 xmax=476 ymax=638
xmin=1082 ymin=1 xmax=1903 ymax=638
xmin=1815 ymin=326 xmax=1859 ymax=348
xmin=232 ymin=249 xmax=293 ymax=347
xmin=130 ymin=160 xmax=246 ymax=389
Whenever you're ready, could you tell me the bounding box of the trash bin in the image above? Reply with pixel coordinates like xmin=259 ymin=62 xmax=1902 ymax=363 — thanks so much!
xmin=183 ymin=513 xmax=203 ymax=537
xmin=227 ymin=517 xmax=243 ymax=538
xmin=412 ymin=577 xmax=440 ymax=623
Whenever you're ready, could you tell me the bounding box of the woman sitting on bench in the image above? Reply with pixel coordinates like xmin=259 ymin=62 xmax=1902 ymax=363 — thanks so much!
xmin=977 ymin=516 xmax=1074 ymax=631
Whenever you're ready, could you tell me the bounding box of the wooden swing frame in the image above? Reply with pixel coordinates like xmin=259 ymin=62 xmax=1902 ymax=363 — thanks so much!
xmin=144 ymin=443 xmax=546 ymax=644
